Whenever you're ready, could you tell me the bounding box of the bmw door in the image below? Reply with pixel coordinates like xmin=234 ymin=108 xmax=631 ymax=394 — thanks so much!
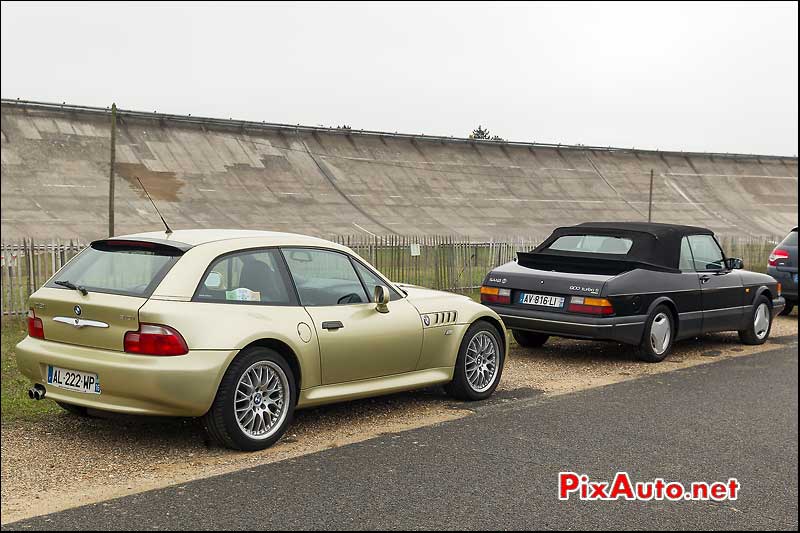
xmin=282 ymin=248 xmax=423 ymax=385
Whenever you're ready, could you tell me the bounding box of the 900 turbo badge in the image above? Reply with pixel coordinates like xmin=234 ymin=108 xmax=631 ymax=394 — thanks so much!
xmin=570 ymin=285 xmax=600 ymax=295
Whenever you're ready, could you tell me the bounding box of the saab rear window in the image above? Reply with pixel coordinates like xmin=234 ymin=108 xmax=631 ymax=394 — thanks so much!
xmin=781 ymin=230 xmax=798 ymax=247
xmin=45 ymin=243 xmax=179 ymax=297
xmin=547 ymin=235 xmax=633 ymax=255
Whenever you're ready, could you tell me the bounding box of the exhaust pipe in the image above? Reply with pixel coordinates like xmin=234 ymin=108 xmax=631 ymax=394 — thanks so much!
xmin=27 ymin=384 xmax=46 ymax=401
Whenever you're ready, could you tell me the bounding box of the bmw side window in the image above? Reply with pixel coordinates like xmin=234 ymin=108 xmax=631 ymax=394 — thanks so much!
xmin=679 ymin=237 xmax=695 ymax=272
xmin=687 ymin=235 xmax=725 ymax=271
xmin=195 ymin=249 xmax=294 ymax=305
xmin=353 ymin=260 xmax=401 ymax=302
xmin=283 ymin=249 xmax=368 ymax=306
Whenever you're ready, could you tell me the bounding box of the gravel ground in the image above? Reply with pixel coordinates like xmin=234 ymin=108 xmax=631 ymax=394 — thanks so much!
xmin=1 ymin=314 xmax=796 ymax=524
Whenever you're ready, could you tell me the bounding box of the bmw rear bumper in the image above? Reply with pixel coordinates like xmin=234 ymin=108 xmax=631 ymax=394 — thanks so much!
xmin=487 ymin=305 xmax=646 ymax=345
xmin=15 ymin=336 xmax=237 ymax=417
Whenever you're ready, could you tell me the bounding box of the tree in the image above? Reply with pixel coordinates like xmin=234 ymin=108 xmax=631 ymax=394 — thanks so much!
xmin=469 ymin=125 xmax=504 ymax=141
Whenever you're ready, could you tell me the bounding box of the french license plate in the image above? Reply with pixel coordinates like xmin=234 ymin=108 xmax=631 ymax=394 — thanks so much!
xmin=519 ymin=293 xmax=565 ymax=308
xmin=47 ymin=365 xmax=100 ymax=394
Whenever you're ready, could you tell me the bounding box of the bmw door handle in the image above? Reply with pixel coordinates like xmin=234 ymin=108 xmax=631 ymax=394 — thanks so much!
xmin=321 ymin=321 xmax=344 ymax=331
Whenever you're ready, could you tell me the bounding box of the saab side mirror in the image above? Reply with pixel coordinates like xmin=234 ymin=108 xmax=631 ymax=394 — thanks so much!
xmin=726 ymin=257 xmax=744 ymax=270
xmin=374 ymin=285 xmax=390 ymax=313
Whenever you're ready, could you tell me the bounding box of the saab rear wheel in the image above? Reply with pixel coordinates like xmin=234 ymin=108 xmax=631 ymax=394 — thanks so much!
xmin=636 ymin=305 xmax=675 ymax=363
xmin=779 ymin=301 xmax=794 ymax=316
xmin=445 ymin=321 xmax=505 ymax=401
xmin=512 ymin=330 xmax=549 ymax=348
xmin=204 ymin=348 xmax=296 ymax=451
xmin=739 ymin=296 xmax=772 ymax=345
xmin=56 ymin=401 xmax=90 ymax=417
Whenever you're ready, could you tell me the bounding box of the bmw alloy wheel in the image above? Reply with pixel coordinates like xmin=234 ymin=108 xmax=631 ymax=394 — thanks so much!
xmin=235 ymin=361 xmax=290 ymax=440
xmin=465 ymin=331 xmax=499 ymax=393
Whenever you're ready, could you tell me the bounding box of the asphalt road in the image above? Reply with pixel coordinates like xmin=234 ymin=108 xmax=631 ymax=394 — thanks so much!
xmin=5 ymin=344 xmax=798 ymax=531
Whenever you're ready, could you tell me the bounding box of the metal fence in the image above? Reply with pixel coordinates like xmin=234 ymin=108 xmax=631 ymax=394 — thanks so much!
xmin=0 ymin=235 xmax=779 ymax=317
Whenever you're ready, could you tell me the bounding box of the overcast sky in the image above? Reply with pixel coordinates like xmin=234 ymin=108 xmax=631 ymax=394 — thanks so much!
xmin=1 ymin=1 xmax=797 ymax=155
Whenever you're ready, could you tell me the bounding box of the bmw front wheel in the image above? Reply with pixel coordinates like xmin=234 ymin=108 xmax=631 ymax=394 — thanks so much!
xmin=445 ymin=321 xmax=505 ymax=401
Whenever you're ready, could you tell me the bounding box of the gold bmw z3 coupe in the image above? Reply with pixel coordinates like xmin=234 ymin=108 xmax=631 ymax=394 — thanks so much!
xmin=16 ymin=230 xmax=506 ymax=450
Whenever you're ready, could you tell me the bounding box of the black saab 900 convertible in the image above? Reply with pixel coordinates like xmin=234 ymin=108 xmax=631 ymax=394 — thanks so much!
xmin=481 ymin=222 xmax=785 ymax=362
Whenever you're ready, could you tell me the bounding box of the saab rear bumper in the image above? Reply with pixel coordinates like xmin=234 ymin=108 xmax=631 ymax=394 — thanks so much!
xmin=487 ymin=305 xmax=646 ymax=345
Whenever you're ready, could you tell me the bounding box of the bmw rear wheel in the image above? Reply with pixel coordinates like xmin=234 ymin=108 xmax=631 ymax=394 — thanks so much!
xmin=739 ymin=296 xmax=773 ymax=345
xmin=636 ymin=305 xmax=675 ymax=363
xmin=204 ymin=347 xmax=296 ymax=451
xmin=445 ymin=321 xmax=505 ymax=401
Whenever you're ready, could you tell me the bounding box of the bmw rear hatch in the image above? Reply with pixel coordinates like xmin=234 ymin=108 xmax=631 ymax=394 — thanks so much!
xmin=28 ymin=239 xmax=186 ymax=351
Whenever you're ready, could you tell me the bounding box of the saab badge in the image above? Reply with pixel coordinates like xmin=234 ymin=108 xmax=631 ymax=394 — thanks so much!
xmin=422 ymin=315 xmax=431 ymax=327
xmin=74 ymin=305 xmax=82 ymax=316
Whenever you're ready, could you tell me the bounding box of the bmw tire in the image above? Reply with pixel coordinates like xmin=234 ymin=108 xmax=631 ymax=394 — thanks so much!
xmin=204 ymin=347 xmax=296 ymax=451
xmin=445 ymin=321 xmax=505 ymax=401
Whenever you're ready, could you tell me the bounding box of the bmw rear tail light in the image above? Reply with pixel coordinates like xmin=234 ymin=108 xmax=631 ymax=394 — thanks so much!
xmin=124 ymin=324 xmax=188 ymax=356
xmin=567 ymin=296 xmax=615 ymax=316
xmin=27 ymin=309 xmax=45 ymax=339
xmin=481 ymin=286 xmax=511 ymax=305
xmin=769 ymin=249 xmax=789 ymax=267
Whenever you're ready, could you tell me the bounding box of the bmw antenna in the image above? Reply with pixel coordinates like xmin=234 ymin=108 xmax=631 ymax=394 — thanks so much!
xmin=136 ymin=176 xmax=173 ymax=234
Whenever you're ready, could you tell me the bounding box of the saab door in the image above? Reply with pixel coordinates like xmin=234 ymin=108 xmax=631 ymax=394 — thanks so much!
xmin=282 ymin=248 xmax=423 ymax=385
xmin=687 ymin=235 xmax=745 ymax=333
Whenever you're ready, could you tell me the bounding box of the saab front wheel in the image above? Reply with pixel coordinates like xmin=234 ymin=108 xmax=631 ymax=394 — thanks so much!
xmin=445 ymin=321 xmax=505 ymax=401
xmin=512 ymin=329 xmax=549 ymax=348
xmin=204 ymin=348 xmax=296 ymax=451
xmin=738 ymin=296 xmax=772 ymax=345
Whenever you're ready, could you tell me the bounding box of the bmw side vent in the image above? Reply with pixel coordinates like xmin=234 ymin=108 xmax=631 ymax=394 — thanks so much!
xmin=421 ymin=311 xmax=458 ymax=328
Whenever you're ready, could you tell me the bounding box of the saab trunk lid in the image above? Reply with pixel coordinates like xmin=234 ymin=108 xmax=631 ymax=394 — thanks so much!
xmin=29 ymin=239 xmax=184 ymax=351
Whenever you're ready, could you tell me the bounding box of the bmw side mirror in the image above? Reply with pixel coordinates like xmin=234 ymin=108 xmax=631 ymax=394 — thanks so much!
xmin=726 ymin=257 xmax=744 ymax=270
xmin=374 ymin=285 xmax=390 ymax=313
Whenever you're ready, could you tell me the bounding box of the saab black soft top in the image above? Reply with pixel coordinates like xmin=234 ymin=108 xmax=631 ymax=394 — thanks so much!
xmin=520 ymin=222 xmax=716 ymax=274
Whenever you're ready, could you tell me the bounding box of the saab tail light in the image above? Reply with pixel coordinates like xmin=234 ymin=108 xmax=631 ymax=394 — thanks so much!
xmin=481 ymin=286 xmax=511 ymax=305
xmin=124 ymin=324 xmax=188 ymax=356
xmin=567 ymin=296 xmax=615 ymax=316
xmin=27 ymin=309 xmax=45 ymax=339
xmin=769 ymin=249 xmax=789 ymax=267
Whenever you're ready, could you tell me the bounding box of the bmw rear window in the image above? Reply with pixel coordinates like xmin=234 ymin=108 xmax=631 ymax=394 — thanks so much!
xmin=781 ymin=230 xmax=798 ymax=247
xmin=45 ymin=241 xmax=181 ymax=297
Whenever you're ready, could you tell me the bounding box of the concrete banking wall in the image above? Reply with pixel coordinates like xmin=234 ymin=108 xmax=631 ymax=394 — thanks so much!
xmin=1 ymin=100 xmax=797 ymax=241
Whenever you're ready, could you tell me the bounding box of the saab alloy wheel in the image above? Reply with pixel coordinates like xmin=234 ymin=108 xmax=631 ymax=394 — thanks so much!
xmin=204 ymin=347 xmax=296 ymax=451
xmin=739 ymin=296 xmax=773 ymax=345
xmin=636 ymin=305 xmax=675 ymax=363
xmin=446 ymin=321 xmax=505 ymax=401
